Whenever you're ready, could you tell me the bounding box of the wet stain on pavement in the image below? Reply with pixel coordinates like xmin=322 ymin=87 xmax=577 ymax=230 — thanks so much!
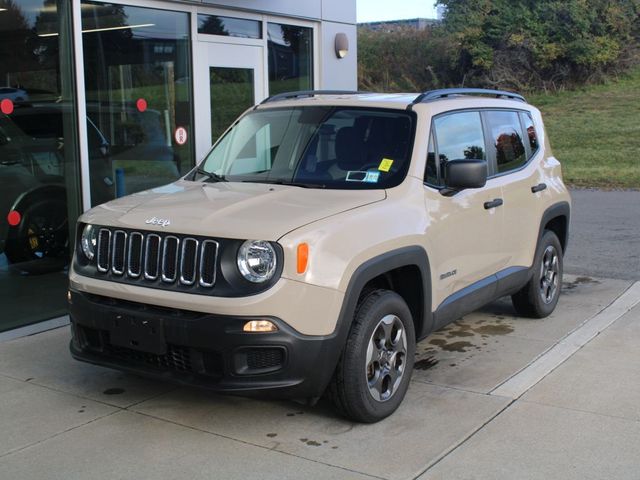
xmin=473 ymin=324 xmax=514 ymax=335
xmin=563 ymin=276 xmax=600 ymax=291
xmin=103 ymin=388 xmax=125 ymax=395
xmin=429 ymin=339 xmax=474 ymax=352
xmin=286 ymin=411 xmax=305 ymax=417
xmin=300 ymin=438 xmax=322 ymax=447
xmin=414 ymin=356 xmax=439 ymax=370
xmin=445 ymin=329 xmax=474 ymax=338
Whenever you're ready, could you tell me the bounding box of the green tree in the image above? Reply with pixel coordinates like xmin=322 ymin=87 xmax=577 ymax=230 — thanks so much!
xmin=437 ymin=0 xmax=640 ymax=90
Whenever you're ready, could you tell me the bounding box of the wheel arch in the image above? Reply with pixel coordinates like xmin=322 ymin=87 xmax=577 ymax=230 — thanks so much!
xmin=336 ymin=246 xmax=433 ymax=346
xmin=539 ymin=201 xmax=570 ymax=254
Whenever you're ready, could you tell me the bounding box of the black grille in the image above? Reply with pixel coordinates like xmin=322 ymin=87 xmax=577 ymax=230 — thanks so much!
xmin=111 ymin=230 xmax=127 ymax=275
xmin=199 ymin=240 xmax=218 ymax=287
xmin=161 ymin=236 xmax=179 ymax=282
xmin=144 ymin=234 xmax=161 ymax=280
xmin=96 ymin=229 xmax=111 ymax=272
xmin=180 ymin=238 xmax=198 ymax=285
xmin=105 ymin=343 xmax=193 ymax=373
xmin=247 ymin=348 xmax=285 ymax=370
xmin=128 ymin=232 xmax=143 ymax=277
xmin=92 ymin=228 xmax=219 ymax=290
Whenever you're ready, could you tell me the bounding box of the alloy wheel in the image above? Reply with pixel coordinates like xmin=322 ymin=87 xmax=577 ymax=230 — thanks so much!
xmin=365 ymin=314 xmax=407 ymax=402
xmin=539 ymin=245 xmax=559 ymax=304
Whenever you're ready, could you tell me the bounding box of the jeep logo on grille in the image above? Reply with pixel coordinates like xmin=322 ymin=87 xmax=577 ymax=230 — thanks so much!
xmin=145 ymin=217 xmax=171 ymax=227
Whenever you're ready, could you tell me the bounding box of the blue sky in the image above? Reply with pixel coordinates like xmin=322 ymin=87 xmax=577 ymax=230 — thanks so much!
xmin=357 ymin=0 xmax=438 ymax=22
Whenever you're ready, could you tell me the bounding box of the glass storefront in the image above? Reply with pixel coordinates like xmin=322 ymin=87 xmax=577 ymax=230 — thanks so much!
xmin=80 ymin=2 xmax=193 ymax=205
xmin=0 ymin=1 xmax=315 ymax=333
xmin=0 ymin=0 xmax=81 ymax=331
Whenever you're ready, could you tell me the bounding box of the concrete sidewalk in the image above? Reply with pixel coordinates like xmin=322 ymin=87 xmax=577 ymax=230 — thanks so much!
xmin=0 ymin=275 xmax=638 ymax=480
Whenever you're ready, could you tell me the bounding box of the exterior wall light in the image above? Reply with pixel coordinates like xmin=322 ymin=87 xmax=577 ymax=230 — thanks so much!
xmin=335 ymin=33 xmax=349 ymax=58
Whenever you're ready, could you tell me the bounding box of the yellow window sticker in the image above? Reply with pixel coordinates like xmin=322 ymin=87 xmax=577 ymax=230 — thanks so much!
xmin=378 ymin=158 xmax=394 ymax=172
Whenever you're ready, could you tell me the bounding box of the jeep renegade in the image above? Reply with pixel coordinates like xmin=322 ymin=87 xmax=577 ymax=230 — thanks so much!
xmin=69 ymin=89 xmax=571 ymax=422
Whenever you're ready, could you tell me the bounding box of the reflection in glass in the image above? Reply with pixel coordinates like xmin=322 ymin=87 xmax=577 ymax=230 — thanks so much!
xmin=198 ymin=15 xmax=261 ymax=39
xmin=210 ymin=67 xmax=255 ymax=143
xmin=521 ymin=112 xmax=539 ymax=153
xmin=434 ymin=112 xmax=486 ymax=164
xmin=425 ymin=131 xmax=439 ymax=185
xmin=0 ymin=0 xmax=80 ymax=331
xmin=485 ymin=111 xmax=526 ymax=173
xmin=267 ymin=23 xmax=313 ymax=96
xmin=81 ymin=1 xmax=194 ymax=205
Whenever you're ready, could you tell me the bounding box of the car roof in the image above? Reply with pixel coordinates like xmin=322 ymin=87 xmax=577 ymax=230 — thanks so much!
xmin=254 ymin=89 xmax=532 ymax=113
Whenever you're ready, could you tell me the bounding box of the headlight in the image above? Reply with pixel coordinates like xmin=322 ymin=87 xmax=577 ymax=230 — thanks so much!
xmin=81 ymin=224 xmax=98 ymax=260
xmin=237 ymin=240 xmax=277 ymax=283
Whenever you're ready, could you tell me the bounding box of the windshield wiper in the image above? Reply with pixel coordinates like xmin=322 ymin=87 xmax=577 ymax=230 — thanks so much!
xmin=195 ymin=167 xmax=227 ymax=182
xmin=242 ymin=179 xmax=326 ymax=189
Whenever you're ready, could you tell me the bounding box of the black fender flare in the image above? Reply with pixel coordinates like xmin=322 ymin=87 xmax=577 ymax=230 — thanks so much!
xmin=538 ymin=201 xmax=570 ymax=253
xmin=333 ymin=245 xmax=432 ymax=351
xmin=310 ymin=246 xmax=432 ymax=397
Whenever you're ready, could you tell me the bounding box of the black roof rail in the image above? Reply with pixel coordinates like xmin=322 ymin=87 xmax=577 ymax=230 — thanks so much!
xmin=259 ymin=90 xmax=366 ymax=105
xmin=411 ymin=88 xmax=526 ymax=106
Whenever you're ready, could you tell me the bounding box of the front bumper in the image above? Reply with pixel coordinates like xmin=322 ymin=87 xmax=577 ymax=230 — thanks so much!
xmin=68 ymin=289 xmax=343 ymax=399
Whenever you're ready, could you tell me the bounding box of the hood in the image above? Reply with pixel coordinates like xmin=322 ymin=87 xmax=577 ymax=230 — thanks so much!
xmin=81 ymin=180 xmax=386 ymax=240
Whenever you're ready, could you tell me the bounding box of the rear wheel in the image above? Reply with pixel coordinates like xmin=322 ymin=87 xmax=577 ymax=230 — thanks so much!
xmin=327 ymin=289 xmax=415 ymax=423
xmin=512 ymin=230 xmax=563 ymax=318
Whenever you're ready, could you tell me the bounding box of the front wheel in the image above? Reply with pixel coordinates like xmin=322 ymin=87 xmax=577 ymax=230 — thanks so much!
xmin=327 ymin=289 xmax=416 ymax=423
xmin=4 ymin=198 xmax=69 ymax=266
xmin=512 ymin=230 xmax=563 ymax=318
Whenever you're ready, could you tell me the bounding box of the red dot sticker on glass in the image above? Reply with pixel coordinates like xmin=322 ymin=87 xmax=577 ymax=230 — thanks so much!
xmin=1 ymin=99 xmax=14 ymax=115
xmin=136 ymin=98 xmax=147 ymax=112
xmin=174 ymin=126 xmax=188 ymax=146
xmin=7 ymin=210 xmax=21 ymax=226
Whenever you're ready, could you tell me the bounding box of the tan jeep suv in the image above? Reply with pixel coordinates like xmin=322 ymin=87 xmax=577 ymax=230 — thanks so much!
xmin=69 ymin=89 xmax=571 ymax=422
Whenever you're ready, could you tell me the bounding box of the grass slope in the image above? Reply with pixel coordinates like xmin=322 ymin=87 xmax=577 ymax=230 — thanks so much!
xmin=528 ymin=68 xmax=640 ymax=189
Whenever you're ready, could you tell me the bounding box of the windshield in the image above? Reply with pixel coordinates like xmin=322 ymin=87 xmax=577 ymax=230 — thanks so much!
xmin=192 ymin=106 xmax=416 ymax=189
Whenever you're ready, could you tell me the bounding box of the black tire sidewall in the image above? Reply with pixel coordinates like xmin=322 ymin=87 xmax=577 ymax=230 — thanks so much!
xmin=530 ymin=230 xmax=564 ymax=316
xmin=5 ymin=198 xmax=68 ymax=263
xmin=342 ymin=290 xmax=416 ymax=422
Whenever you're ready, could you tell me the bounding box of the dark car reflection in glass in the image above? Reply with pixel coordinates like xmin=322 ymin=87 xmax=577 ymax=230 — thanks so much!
xmin=1 ymin=102 xmax=180 ymax=275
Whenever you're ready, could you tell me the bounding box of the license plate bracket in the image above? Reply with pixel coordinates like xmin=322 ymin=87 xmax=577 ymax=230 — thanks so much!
xmin=110 ymin=314 xmax=166 ymax=355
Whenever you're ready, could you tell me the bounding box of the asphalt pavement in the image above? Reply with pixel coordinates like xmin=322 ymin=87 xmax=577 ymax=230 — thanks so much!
xmin=564 ymin=188 xmax=640 ymax=280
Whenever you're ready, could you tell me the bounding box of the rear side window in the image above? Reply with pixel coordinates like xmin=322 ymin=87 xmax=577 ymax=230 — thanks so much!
xmin=485 ymin=111 xmax=526 ymax=174
xmin=521 ymin=112 xmax=539 ymax=154
xmin=425 ymin=111 xmax=485 ymax=187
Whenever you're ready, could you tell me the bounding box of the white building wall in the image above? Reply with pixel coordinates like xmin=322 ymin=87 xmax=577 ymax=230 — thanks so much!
xmin=320 ymin=21 xmax=357 ymax=90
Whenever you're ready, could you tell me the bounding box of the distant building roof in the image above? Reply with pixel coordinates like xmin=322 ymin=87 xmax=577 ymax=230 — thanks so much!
xmin=358 ymin=18 xmax=440 ymax=32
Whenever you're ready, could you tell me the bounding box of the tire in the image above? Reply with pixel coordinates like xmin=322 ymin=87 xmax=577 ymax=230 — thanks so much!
xmin=327 ymin=289 xmax=416 ymax=423
xmin=5 ymin=197 xmax=69 ymax=266
xmin=511 ymin=230 xmax=563 ymax=318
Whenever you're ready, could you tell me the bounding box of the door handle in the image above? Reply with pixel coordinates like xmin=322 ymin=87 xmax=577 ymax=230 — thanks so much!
xmin=531 ymin=183 xmax=547 ymax=193
xmin=484 ymin=198 xmax=503 ymax=209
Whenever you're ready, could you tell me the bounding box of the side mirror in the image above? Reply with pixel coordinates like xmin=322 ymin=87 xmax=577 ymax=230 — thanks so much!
xmin=444 ymin=159 xmax=487 ymax=190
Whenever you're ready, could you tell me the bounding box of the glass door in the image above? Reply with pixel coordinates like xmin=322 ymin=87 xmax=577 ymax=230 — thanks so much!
xmin=194 ymin=42 xmax=265 ymax=161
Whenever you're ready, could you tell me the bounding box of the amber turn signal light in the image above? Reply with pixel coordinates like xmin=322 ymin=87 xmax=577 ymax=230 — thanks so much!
xmin=297 ymin=243 xmax=309 ymax=274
